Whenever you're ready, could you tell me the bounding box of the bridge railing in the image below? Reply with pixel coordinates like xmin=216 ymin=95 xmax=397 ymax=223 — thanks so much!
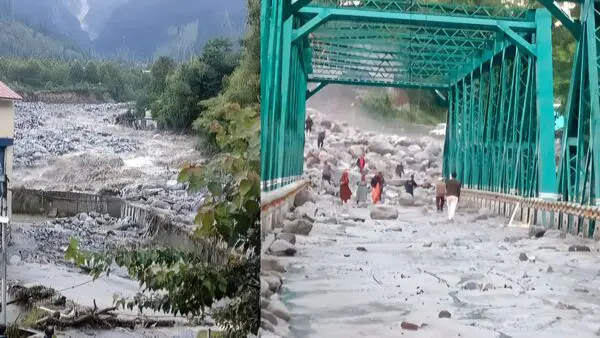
xmin=261 ymin=179 xmax=309 ymax=240
xmin=461 ymin=189 xmax=600 ymax=239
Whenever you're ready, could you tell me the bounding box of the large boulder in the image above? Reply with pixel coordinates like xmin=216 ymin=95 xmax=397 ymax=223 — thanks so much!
xmin=276 ymin=232 xmax=297 ymax=245
xmin=283 ymin=218 xmax=314 ymax=235
xmin=294 ymin=188 xmax=315 ymax=207
xmin=293 ymin=201 xmax=318 ymax=220
xmin=367 ymin=137 xmax=395 ymax=155
xmin=261 ymin=256 xmax=286 ymax=273
xmin=370 ymin=205 xmax=399 ymax=220
xmin=407 ymin=144 xmax=422 ymax=153
xmin=269 ymin=239 xmax=297 ymax=256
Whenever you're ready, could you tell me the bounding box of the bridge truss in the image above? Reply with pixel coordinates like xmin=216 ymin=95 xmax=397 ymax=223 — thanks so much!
xmin=260 ymin=0 xmax=600 ymax=232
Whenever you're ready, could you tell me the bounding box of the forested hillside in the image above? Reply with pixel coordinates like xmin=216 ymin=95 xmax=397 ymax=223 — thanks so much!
xmin=0 ymin=20 xmax=87 ymax=61
xmin=0 ymin=0 xmax=90 ymax=49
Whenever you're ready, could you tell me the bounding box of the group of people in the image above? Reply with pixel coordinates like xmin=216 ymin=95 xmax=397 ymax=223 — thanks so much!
xmin=309 ymin=115 xmax=462 ymax=220
xmin=435 ymin=172 xmax=462 ymax=220
xmin=322 ymin=151 xmax=420 ymax=207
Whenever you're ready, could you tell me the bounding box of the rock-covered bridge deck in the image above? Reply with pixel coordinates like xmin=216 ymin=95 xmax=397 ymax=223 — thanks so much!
xmin=278 ymin=202 xmax=600 ymax=338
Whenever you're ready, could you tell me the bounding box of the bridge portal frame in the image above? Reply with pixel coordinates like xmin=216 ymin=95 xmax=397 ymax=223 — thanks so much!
xmin=260 ymin=0 xmax=558 ymax=201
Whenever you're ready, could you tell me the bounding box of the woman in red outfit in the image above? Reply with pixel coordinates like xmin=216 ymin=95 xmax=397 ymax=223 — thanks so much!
xmin=340 ymin=170 xmax=352 ymax=204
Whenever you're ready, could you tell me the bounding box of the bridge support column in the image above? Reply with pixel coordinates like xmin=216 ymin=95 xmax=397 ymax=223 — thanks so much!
xmin=535 ymin=9 xmax=558 ymax=202
xmin=535 ymin=10 xmax=559 ymax=228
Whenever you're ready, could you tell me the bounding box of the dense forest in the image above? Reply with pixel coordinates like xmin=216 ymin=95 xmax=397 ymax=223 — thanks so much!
xmin=66 ymin=0 xmax=261 ymax=335
xmin=0 ymin=57 xmax=148 ymax=101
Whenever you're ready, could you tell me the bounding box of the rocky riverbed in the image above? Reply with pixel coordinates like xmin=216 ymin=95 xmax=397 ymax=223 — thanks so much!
xmin=12 ymin=102 xmax=204 ymax=222
xmin=260 ymin=109 xmax=600 ymax=338
xmin=7 ymin=103 xmax=212 ymax=336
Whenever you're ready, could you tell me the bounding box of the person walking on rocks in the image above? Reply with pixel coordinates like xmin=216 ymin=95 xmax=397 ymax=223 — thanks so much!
xmin=395 ymin=162 xmax=405 ymax=178
xmin=404 ymin=174 xmax=418 ymax=197
xmin=340 ymin=170 xmax=352 ymax=204
xmin=445 ymin=172 xmax=462 ymax=221
xmin=322 ymin=161 xmax=332 ymax=186
xmin=371 ymin=174 xmax=382 ymax=204
xmin=356 ymin=153 xmax=366 ymax=174
xmin=377 ymin=172 xmax=386 ymax=202
xmin=356 ymin=172 xmax=369 ymax=205
xmin=435 ymin=177 xmax=446 ymax=211
xmin=317 ymin=130 xmax=326 ymax=149
xmin=305 ymin=115 xmax=313 ymax=134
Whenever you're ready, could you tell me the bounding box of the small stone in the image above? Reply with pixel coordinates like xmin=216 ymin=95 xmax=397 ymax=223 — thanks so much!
xmin=462 ymin=281 xmax=481 ymax=290
xmin=547 ymin=266 xmax=554 ymax=273
xmin=518 ymin=252 xmax=528 ymax=261
xmin=356 ymin=246 xmax=367 ymax=252
xmin=568 ymin=244 xmax=591 ymax=252
xmin=423 ymin=242 xmax=433 ymax=248
xmin=529 ymin=226 xmax=546 ymax=238
xmin=482 ymin=283 xmax=495 ymax=291
xmin=344 ymin=254 xmax=350 ymax=257
xmin=438 ymin=310 xmax=451 ymax=319
xmin=401 ymin=321 xmax=420 ymax=331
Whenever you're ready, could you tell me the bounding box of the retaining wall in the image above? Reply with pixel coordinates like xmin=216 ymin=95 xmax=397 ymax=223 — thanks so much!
xmin=11 ymin=188 xmax=123 ymax=217
xmin=261 ymin=180 xmax=309 ymax=240
xmin=11 ymin=187 xmax=225 ymax=258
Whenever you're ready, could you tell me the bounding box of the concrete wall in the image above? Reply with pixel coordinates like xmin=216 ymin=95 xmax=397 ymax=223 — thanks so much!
xmin=11 ymin=188 xmax=123 ymax=217
xmin=261 ymin=180 xmax=309 ymax=239
xmin=0 ymin=100 xmax=14 ymax=138
xmin=11 ymin=187 xmax=226 ymax=259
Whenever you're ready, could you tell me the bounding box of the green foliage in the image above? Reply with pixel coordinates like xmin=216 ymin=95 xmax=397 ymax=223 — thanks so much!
xmin=0 ymin=19 xmax=87 ymax=61
xmin=65 ymin=0 xmax=260 ymax=336
xmin=136 ymin=39 xmax=240 ymax=131
xmin=0 ymin=57 xmax=149 ymax=102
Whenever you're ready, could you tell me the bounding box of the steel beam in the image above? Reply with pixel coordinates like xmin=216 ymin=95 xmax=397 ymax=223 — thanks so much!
xmin=536 ymin=0 xmax=581 ymax=36
xmin=298 ymin=6 xmax=537 ymax=32
xmin=307 ymin=78 xmax=449 ymax=89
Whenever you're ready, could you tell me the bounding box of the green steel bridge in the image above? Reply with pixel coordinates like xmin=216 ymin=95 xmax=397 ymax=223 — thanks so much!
xmin=260 ymin=0 xmax=600 ymax=231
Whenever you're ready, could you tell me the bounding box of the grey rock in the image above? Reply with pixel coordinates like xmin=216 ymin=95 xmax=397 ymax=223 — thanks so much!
xmin=370 ymin=205 xmax=399 ymax=220
xmin=283 ymin=219 xmax=313 ymax=236
xmin=275 ymin=232 xmax=296 ymax=245
xmin=269 ymin=239 xmax=297 ymax=256
xmin=568 ymin=244 xmax=591 ymax=252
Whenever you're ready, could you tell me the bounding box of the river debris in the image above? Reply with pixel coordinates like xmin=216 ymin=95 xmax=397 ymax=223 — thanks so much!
xmin=8 ymin=284 xmax=176 ymax=330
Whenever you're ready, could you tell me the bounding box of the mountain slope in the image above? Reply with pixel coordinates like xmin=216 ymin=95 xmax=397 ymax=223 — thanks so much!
xmin=0 ymin=0 xmax=91 ymax=49
xmin=0 ymin=19 xmax=86 ymax=60
xmin=62 ymin=0 xmax=131 ymax=40
xmin=94 ymin=0 xmax=246 ymax=60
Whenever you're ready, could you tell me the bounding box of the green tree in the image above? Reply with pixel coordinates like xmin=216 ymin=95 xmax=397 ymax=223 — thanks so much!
xmin=84 ymin=60 xmax=100 ymax=84
xmin=68 ymin=60 xmax=85 ymax=83
xmin=150 ymin=56 xmax=176 ymax=94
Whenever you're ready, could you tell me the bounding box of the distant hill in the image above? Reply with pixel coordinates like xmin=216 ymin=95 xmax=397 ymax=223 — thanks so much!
xmin=0 ymin=0 xmax=91 ymax=49
xmin=0 ymin=19 xmax=87 ymax=60
xmin=61 ymin=0 xmax=130 ymax=40
xmin=93 ymin=0 xmax=247 ymax=61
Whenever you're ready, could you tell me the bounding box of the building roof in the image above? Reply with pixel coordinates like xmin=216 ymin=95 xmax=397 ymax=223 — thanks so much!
xmin=0 ymin=81 xmax=22 ymax=101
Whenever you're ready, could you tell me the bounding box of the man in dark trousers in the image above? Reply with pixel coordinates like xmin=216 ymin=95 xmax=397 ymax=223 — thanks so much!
xmin=404 ymin=174 xmax=418 ymax=197
xmin=445 ymin=172 xmax=461 ymax=220
xmin=305 ymin=116 xmax=313 ymax=134
xmin=322 ymin=161 xmax=332 ymax=185
xmin=395 ymin=163 xmax=405 ymax=178
xmin=317 ymin=130 xmax=326 ymax=149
